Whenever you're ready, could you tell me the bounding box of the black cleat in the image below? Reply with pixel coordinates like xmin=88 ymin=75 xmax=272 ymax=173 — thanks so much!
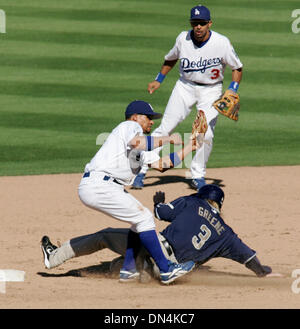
xmin=41 ymin=236 xmax=57 ymax=269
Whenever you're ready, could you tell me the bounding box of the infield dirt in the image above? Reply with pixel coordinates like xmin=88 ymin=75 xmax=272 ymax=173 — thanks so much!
xmin=0 ymin=166 xmax=299 ymax=309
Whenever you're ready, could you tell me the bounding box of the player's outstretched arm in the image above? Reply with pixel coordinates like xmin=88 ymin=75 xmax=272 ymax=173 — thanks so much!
xmin=147 ymin=110 xmax=206 ymax=171
xmin=149 ymin=137 xmax=199 ymax=172
xmin=129 ymin=133 xmax=183 ymax=150
xmin=148 ymin=59 xmax=178 ymax=94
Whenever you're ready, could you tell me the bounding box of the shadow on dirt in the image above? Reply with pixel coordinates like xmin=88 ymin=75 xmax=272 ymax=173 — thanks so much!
xmin=37 ymin=261 xmax=113 ymax=278
xmin=131 ymin=175 xmax=225 ymax=190
xmin=37 ymin=263 xmax=253 ymax=281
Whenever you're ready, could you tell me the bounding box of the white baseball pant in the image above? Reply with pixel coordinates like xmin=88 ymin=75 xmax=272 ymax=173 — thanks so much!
xmin=78 ymin=172 xmax=156 ymax=233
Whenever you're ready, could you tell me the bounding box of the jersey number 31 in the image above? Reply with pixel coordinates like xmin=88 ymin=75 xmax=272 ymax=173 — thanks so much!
xmin=192 ymin=224 xmax=211 ymax=250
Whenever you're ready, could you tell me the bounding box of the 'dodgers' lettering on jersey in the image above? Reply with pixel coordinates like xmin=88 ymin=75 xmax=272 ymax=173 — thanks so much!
xmin=181 ymin=56 xmax=222 ymax=73
xmin=198 ymin=206 xmax=225 ymax=235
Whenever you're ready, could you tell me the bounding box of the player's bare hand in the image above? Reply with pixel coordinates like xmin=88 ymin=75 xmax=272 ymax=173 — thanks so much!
xmin=148 ymin=81 xmax=161 ymax=94
xmin=169 ymin=133 xmax=183 ymax=145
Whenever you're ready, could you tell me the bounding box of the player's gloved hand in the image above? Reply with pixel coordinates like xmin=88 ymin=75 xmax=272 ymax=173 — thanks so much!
xmin=213 ymin=89 xmax=240 ymax=121
xmin=259 ymin=265 xmax=272 ymax=277
xmin=245 ymin=256 xmax=272 ymax=277
xmin=153 ymin=191 xmax=165 ymax=206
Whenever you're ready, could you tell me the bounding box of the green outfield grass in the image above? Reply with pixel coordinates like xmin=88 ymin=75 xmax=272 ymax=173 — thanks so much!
xmin=0 ymin=0 xmax=300 ymax=176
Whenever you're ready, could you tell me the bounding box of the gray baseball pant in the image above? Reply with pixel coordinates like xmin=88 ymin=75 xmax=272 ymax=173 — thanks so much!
xmin=47 ymin=228 xmax=177 ymax=269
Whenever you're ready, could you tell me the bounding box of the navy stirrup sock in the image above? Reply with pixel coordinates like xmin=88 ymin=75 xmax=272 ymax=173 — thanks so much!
xmin=139 ymin=230 xmax=169 ymax=273
xmin=123 ymin=230 xmax=141 ymax=271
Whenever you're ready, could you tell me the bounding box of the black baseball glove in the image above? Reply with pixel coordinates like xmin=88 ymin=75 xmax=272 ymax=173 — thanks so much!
xmin=153 ymin=191 xmax=165 ymax=206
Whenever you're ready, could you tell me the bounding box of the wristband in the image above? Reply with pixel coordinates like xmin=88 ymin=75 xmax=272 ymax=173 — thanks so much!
xmin=145 ymin=136 xmax=154 ymax=151
xmin=228 ymin=81 xmax=239 ymax=93
xmin=169 ymin=152 xmax=181 ymax=167
xmin=155 ymin=72 xmax=166 ymax=83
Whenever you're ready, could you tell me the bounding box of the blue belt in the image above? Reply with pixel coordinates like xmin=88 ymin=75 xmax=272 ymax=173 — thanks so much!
xmin=83 ymin=172 xmax=121 ymax=185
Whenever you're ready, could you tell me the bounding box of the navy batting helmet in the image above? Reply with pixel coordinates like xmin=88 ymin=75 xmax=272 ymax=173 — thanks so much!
xmin=198 ymin=184 xmax=225 ymax=209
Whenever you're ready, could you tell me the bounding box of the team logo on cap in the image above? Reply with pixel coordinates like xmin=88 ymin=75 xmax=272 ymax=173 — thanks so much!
xmin=195 ymin=9 xmax=200 ymax=15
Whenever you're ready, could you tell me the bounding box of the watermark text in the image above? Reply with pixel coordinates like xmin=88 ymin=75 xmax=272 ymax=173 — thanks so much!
xmin=291 ymin=269 xmax=300 ymax=293
xmin=0 ymin=9 xmax=6 ymax=33
xmin=292 ymin=9 xmax=300 ymax=34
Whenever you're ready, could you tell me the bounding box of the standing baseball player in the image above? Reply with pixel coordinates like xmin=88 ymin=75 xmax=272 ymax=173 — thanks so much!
xmin=41 ymin=184 xmax=272 ymax=282
xmin=132 ymin=4 xmax=243 ymax=190
xmin=42 ymin=100 xmax=202 ymax=284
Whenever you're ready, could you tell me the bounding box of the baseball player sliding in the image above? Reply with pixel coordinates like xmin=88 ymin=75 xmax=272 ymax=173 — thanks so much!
xmin=40 ymin=185 xmax=272 ymax=283
xmin=132 ymin=4 xmax=243 ymax=190
xmin=41 ymin=100 xmax=204 ymax=285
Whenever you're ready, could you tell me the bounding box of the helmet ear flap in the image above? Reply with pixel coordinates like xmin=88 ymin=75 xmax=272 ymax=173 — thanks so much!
xmin=207 ymin=199 xmax=220 ymax=212
xmin=219 ymin=196 xmax=224 ymax=209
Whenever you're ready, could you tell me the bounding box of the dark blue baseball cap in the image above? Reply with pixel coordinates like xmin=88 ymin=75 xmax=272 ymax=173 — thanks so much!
xmin=125 ymin=100 xmax=162 ymax=120
xmin=198 ymin=184 xmax=224 ymax=208
xmin=190 ymin=5 xmax=211 ymax=21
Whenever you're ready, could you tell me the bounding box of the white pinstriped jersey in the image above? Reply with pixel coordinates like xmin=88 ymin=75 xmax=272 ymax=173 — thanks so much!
xmin=165 ymin=30 xmax=243 ymax=84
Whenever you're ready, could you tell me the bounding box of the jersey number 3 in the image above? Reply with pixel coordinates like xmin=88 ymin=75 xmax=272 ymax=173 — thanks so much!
xmin=210 ymin=69 xmax=220 ymax=80
xmin=192 ymin=224 xmax=211 ymax=250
